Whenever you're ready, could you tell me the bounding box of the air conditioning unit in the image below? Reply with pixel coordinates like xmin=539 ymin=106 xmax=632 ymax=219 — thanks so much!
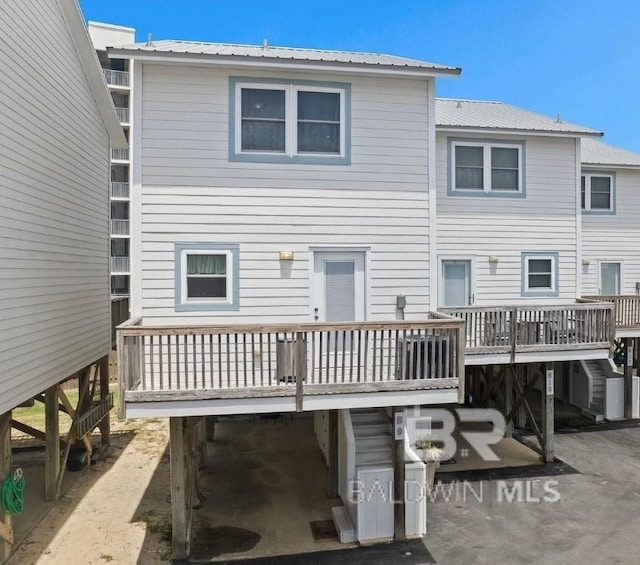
xmin=396 ymin=335 xmax=450 ymax=380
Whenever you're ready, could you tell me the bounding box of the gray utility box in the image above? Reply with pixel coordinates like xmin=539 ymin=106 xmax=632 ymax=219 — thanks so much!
xmin=277 ymin=337 xmax=296 ymax=383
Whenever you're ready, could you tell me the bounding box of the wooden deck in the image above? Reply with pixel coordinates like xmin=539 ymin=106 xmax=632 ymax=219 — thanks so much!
xmin=582 ymin=295 xmax=640 ymax=337
xmin=439 ymin=302 xmax=614 ymax=364
xmin=117 ymin=314 xmax=466 ymax=416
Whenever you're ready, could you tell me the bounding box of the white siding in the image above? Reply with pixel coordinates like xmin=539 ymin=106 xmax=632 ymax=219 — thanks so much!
xmin=581 ymin=168 xmax=640 ymax=295
xmin=137 ymin=63 xmax=433 ymax=324
xmin=0 ymin=0 xmax=111 ymax=414
xmin=436 ymin=132 xmax=579 ymax=304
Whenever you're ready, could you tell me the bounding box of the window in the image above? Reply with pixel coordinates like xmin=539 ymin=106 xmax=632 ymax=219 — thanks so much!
xmin=521 ymin=252 xmax=559 ymax=297
xmin=230 ymin=78 xmax=350 ymax=164
xmin=449 ymin=139 xmax=525 ymax=197
xmin=581 ymin=172 xmax=615 ymax=213
xmin=175 ymin=244 xmax=239 ymax=311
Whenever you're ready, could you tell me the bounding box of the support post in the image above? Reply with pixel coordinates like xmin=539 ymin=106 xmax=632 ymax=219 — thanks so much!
xmin=170 ymin=417 xmax=190 ymax=560
xmin=542 ymin=364 xmax=555 ymax=463
xmin=45 ymin=384 xmax=60 ymax=502
xmin=517 ymin=365 xmax=527 ymax=428
xmin=625 ymin=338 xmax=634 ymax=419
xmin=392 ymin=406 xmax=406 ymax=541
xmin=197 ymin=418 xmax=207 ymax=470
xmin=205 ymin=416 xmax=215 ymax=442
xmin=505 ymin=365 xmax=514 ymax=438
xmin=328 ymin=410 xmax=339 ymax=498
xmin=0 ymin=410 xmax=12 ymax=561
xmin=98 ymin=354 xmax=111 ymax=446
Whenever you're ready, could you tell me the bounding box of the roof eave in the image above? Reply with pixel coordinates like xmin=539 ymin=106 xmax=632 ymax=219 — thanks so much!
xmin=58 ymin=0 xmax=127 ymax=148
xmin=436 ymin=125 xmax=603 ymax=138
xmin=582 ymin=162 xmax=640 ymax=170
xmin=107 ymin=47 xmax=462 ymax=78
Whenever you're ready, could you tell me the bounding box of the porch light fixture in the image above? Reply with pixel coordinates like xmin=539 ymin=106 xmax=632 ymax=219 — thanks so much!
xmin=488 ymin=256 xmax=499 ymax=263
xmin=582 ymin=258 xmax=591 ymax=266
xmin=279 ymin=251 xmax=294 ymax=261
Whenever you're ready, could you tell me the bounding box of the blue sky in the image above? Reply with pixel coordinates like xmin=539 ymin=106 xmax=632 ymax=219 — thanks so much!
xmin=80 ymin=0 xmax=640 ymax=152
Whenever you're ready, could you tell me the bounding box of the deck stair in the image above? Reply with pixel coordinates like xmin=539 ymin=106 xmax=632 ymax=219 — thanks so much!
xmin=351 ymin=408 xmax=393 ymax=468
xmin=585 ymin=360 xmax=606 ymax=416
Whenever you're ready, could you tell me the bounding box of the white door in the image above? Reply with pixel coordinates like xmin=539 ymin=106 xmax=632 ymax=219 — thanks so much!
xmin=441 ymin=260 xmax=472 ymax=307
xmin=312 ymin=252 xmax=366 ymax=323
xmin=600 ymin=262 xmax=621 ymax=295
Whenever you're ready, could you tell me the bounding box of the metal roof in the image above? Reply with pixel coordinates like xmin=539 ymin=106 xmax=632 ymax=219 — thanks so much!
xmin=436 ymin=98 xmax=601 ymax=137
xmin=109 ymin=40 xmax=461 ymax=75
xmin=581 ymin=138 xmax=640 ymax=168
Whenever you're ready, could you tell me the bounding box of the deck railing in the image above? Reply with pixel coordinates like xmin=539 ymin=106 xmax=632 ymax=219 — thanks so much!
xmin=115 ymin=107 xmax=129 ymax=123
xmin=110 ymin=219 xmax=129 ymax=236
xmin=440 ymin=302 xmax=614 ymax=359
xmin=582 ymin=295 xmax=640 ymax=330
xmin=110 ymin=181 xmax=129 ymax=199
xmin=111 ymin=147 xmax=129 ymax=161
xmin=117 ymin=315 xmax=466 ymax=412
xmin=103 ymin=68 xmax=129 ymax=87
xmin=110 ymin=256 xmax=130 ymax=273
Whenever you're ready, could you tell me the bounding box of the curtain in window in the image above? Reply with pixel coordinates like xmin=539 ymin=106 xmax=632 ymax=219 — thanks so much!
xmin=241 ymin=89 xmax=286 ymax=151
xmin=455 ymin=146 xmax=483 ymax=189
xmin=491 ymin=147 xmax=519 ymax=190
xmin=187 ymin=254 xmax=227 ymax=275
xmin=297 ymin=91 xmax=340 ymax=153
xmin=325 ymin=261 xmax=355 ymax=322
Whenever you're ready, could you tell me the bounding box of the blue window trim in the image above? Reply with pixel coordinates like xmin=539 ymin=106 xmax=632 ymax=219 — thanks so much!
xmin=521 ymin=251 xmax=559 ymax=298
xmin=229 ymin=76 xmax=351 ymax=165
xmin=447 ymin=137 xmax=527 ymax=198
xmin=175 ymin=243 xmax=240 ymax=312
xmin=581 ymin=170 xmax=616 ymax=216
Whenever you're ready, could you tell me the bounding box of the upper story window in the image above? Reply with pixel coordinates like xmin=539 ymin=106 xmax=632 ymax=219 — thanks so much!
xmin=175 ymin=243 xmax=240 ymax=312
xmin=581 ymin=172 xmax=615 ymax=214
xmin=448 ymin=139 xmax=525 ymax=197
xmin=230 ymin=78 xmax=351 ymax=165
xmin=521 ymin=252 xmax=559 ymax=297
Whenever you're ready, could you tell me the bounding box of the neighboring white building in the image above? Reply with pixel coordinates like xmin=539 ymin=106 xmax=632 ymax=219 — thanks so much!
xmin=0 ymin=0 xmax=125 ymax=560
xmin=580 ymin=137 xmax=640 ymax=296
xmin=88 ymin=22 xmax=136 ymax=300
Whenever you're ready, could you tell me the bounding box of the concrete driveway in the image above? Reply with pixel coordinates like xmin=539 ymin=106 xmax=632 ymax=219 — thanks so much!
xmin=427 ymin=424 xmax=640 ymax=564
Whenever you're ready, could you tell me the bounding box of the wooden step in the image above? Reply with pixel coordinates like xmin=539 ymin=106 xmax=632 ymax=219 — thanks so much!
xmin=331 ymin=506 xmax=356 ymax=544
xmin=356 ymin=451 xmax=392 ymax=466
xmin=353 ymin=423 xmax=391 ymax=436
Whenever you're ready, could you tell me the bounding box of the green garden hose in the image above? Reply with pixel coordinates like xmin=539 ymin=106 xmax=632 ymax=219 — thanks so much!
xmin=1 ymin=468 xmax=25 ymax=515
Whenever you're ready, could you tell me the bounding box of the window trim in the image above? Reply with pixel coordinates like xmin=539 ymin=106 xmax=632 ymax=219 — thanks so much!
xmin=229 ymin=77 xmax=351 ymax=165
xmin=175 ymin=243 xmax=240 ymax=312
xmin=581 ymin=170 xmax=616 ymax=215
xmin=521 ymin=252 xmax=559 ymax=297
xmin=447 ymin=138 xmax=526 ymax=198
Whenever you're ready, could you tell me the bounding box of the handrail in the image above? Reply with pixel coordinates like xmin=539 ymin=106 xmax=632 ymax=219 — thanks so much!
xmin=117 ymin=315 xmax=466 ymax=412
xmin=440 ymin=302 xmax=614 ymax=360
xmin=582 ymin=295 xmax=640 ymax=329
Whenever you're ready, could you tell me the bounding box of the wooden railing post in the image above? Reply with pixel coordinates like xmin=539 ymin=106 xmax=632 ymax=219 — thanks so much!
xmin=510 ymin=306 xmax=518 ymax=363
xmin=295 ymin=331 xmax=306 ymax=412
xmin=457 ymin=324 xmax=466 ymax=403
xmin=116 ymin=329 xmax=126 ymax=419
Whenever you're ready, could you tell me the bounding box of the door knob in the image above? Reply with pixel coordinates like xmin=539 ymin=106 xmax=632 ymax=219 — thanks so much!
xmin=314 ymin=307 xmax=319 ymax=321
